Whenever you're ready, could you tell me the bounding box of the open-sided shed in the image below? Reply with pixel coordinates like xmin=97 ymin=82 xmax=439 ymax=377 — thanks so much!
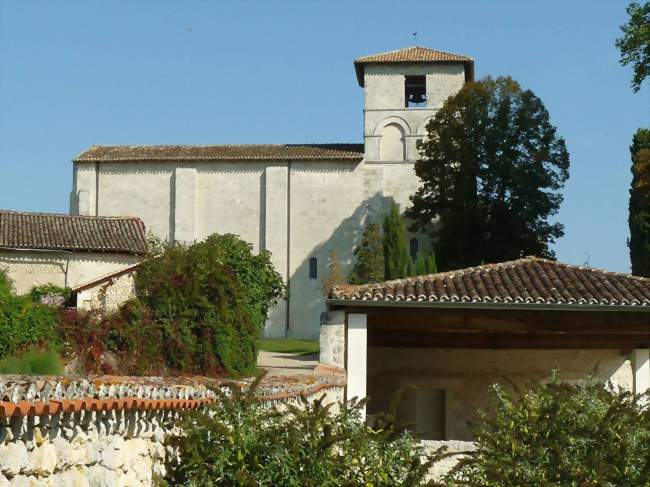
xmin=321 ymin=257 xmax=650 ymax=441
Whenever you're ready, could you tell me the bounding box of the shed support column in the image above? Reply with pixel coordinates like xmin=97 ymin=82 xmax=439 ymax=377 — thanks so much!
xmin=319 ymin=310 xmax=345 ymax=369
xmin=346 ymin=313 xmax=367 ymax=420
xmin=634 ymin=348 xmax=650 ymax=397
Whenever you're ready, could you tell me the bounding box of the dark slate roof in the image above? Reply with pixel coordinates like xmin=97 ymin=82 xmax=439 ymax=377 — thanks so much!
xmin=0 ymin=210 xmax=148 ymax=255
xmin=330 ymin=257 xmax=650 ymax=308
xmin=354 ymin=46 xmax=474 ymax=86
xmin=74 ymin=144 xmax=365 ymax=162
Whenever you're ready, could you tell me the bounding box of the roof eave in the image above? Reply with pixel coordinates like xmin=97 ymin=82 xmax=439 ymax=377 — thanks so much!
xmin=354 ymin=59 xmax=475 ymax=87
xmin=327 ymin=299 xmax=650 ymax=313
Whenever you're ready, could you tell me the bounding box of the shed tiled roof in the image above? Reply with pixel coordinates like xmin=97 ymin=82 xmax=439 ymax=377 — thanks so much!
xmin=0 ymin=210 xmax=148 ymax=255
xmin=74 ymin=144 xmax=365 ymax=162
xmin=330 ymin=257 xmax=650 ymax=308
xmin=354 ymin=46 xmax=474 ymax=86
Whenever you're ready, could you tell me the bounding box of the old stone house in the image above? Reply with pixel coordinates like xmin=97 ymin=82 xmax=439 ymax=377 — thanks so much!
xmin=68 ymin=46 xmax=474 ymax=339
xmin=0 ymin=209 xmax=147 ymax=309
xmin=321 ymin=257 xmax=650 ymax=458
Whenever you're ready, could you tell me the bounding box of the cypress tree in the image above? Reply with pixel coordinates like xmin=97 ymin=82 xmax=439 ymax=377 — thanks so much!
xmin=415 ymin=250 xmax=438 ymax=275
xmin=383 ymin=203 xmax=412 ymax=279
xmin=349 ymin=222 xmax=385 ymax=284
xmin=629 ymin=128 xmax=650 ymax=276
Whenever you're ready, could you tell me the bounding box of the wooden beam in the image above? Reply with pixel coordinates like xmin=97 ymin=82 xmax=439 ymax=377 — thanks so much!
xmin=365 ymin=307 xmax=650 ymax=335
xmin=368 ymin=329 xmax=650 ymax=349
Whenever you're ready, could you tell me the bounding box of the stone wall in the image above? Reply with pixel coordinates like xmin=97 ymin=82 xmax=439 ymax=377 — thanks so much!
xmin=367 ymin=347 xmax=633 ymax=442
xmin=0 ymin=374 xmax=345 ymax=486
xmin=76 ymin=270 xmax=136 ymax=312
xmin=0 ymin=250 xmax=140 ymax=297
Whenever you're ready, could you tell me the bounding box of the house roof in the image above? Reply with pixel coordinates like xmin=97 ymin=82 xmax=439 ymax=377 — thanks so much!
xmin=354 ymin=46 xmax=474 ymax=86
xmin=330 ymin=257 xmax=650 ymax=308
xmin=74 ymin=144 xmax=365 ymax=163
xmin=0 ymin=210 xmax=148 ymax=255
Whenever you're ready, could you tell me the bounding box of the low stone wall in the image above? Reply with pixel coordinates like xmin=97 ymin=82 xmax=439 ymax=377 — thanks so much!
xmin=0 ymin=373 xmax=345 ymax=486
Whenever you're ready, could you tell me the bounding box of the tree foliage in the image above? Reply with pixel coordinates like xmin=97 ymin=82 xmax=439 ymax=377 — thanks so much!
xmin=616 ymin=2 xmax=650 ymax=92
xmin=164 ymin=378 xmax=445 ymax=486
xmin=0 ymin=270 xmax=60 ymax=358
xmin=132 ymin=233 xmax=284 ymax=375
xmin=384 ymin=203 xmax=414 ymax=279
xmin=629 ymin=128 xmax=650 ymax=276
xmin=348 ymin=221 xmax=385 ymax=284
xmin=320 ymin=249 xmax=346 ymax=296
xmin=445 ymin=377 xmax=650 ymax=486
xmin=408 ymin=76 xmax=569 ymax=271
xmin=414 ymin=251 xmax=438 ymax=275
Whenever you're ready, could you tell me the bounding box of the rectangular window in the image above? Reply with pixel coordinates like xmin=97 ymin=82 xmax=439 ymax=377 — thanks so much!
xmin=309 ymin=257 xmax=318 ymax=279
xmin=405 ymin=75 xmax=427 ymax=108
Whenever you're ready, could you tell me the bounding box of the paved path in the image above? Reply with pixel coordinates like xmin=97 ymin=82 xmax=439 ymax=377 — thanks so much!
xmin=257 ymin=350 xmax=319 ymax=376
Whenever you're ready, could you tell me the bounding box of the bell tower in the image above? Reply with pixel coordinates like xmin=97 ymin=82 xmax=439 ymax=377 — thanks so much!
xmin=354 ymin=46 xmax=474 ymax=162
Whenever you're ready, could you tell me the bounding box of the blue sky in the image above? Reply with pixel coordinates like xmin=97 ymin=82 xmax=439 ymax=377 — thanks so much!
xmin=0 ymin=0 xmax=648 ymax=272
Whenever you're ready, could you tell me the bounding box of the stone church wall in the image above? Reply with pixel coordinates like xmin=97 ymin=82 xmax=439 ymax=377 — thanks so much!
xmin=70 ymin=157 xmax=426 ymax=339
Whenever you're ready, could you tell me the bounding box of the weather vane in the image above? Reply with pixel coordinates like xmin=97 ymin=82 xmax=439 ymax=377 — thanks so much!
xmin=412 ymin=32 xmax=418 ymax=43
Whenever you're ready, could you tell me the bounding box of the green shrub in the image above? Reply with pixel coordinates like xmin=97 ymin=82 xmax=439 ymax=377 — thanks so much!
xmin=131 ymin=233 xmax=284 ymax=375
xmin=0 ymin=349 xmax=64 ymax=375
xmin=0 ymin=271 xmax=61 ymax=358
xmin=444 ymin=377 xmax=650 ymax=486
xmin=164 ymin=379 xmax=444 ymax=486
xmin=29 ymin=284 xmax=71 ymax=304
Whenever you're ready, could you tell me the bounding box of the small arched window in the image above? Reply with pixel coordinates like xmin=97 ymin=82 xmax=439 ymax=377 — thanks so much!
xmin=309 ymin=257 xmax=318 ymax=279
xmin=409 ymin=238 xmax=419 ymax=261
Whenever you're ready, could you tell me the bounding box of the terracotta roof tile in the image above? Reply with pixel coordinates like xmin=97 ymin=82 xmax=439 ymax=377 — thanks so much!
xmin=355 ymin=46 xmax=472 ymax=64
xmin=74 ymin=144 xmax=365 ymax=162
xmin=330 ymin=257 xmax=650 ymax=308
xmin=354 ymin=46 xmax=474 ymax=86
xmin=0 ymin=210 xmax=148 ymax=254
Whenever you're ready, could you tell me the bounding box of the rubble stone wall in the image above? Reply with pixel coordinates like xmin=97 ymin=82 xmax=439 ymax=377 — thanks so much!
xmin=0 ymin=374 xmax=345 ymax=486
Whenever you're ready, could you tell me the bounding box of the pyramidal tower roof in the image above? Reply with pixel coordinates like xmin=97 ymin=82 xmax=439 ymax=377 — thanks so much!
xmin=353 ymin=46 xmax=474 ymax=86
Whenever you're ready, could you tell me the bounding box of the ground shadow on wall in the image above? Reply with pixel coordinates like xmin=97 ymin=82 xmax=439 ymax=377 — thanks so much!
xmin=287 ymin=192 xmax=396 ymax=338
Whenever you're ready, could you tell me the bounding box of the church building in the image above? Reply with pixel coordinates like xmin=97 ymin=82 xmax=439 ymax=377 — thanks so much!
xmin=69 ymin=46 xmax=474 ymax=338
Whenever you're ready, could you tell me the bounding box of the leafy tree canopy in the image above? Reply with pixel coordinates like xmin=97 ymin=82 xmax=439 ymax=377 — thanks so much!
xmin=407 ymin=76 xmax=569 ymax=271
xmin=616 ymin=2 xmax=650 ymax=92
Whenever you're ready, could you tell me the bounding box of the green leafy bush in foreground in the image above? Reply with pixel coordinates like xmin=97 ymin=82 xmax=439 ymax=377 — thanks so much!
xmin=164 ymin=379 xmax=445 ymax=486
xmin=132 ymin=234 xmax=284 ymax=376
xmin=0 ymin=349 xmax=64 ymax=375
xmin=445 ymin=377 xmax=650 ymax=486
xmin=0 ymin=270 xmax=60 ymax=358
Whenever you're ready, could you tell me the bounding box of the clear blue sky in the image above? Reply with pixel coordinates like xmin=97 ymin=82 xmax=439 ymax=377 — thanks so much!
xmin=0 ymin=1 xmax=648 ymax=272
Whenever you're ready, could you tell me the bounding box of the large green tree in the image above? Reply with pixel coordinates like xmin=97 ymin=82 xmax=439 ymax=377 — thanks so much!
xmin=349 ymin=221 xmax=385 ymax=284
xmin=629 ymin=129 xmax=650 ymax=276
xmin=383 ymin=203 xmax=413 ymax=279
xmin=407 ymin=76 xmax=570 ymax=271
xmin=616 ymin=2 xmax=650 ymax=93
